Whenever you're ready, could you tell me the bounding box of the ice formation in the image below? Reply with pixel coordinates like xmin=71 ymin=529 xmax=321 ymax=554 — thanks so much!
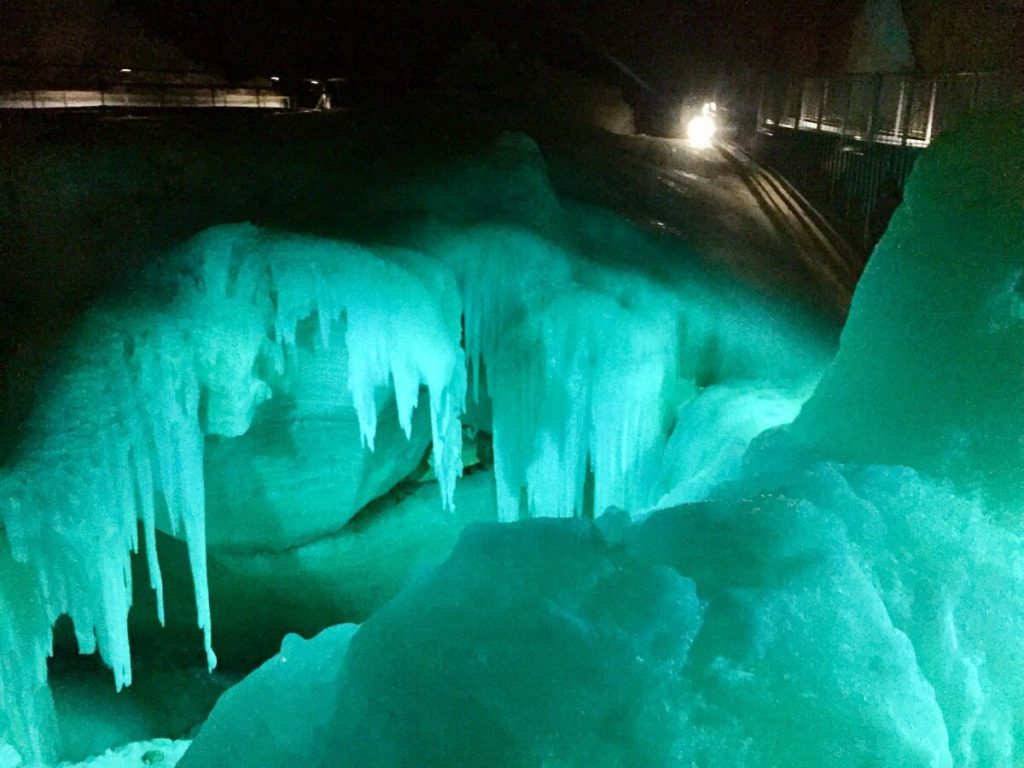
xmin=0 ymin=132 xmax=828 ymax=764
xmin=181 ymin=465 xmax=1024 ymax=768
xmin=177 ymin=110 xmax=1024 ymax=767
xmin=792 ymin=111 xmax=1024 ymax=502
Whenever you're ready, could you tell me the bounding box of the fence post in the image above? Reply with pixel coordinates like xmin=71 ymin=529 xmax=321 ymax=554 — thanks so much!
xmin=900 ymin=77 xmax=914 ymax=147
xmin=818 ymin=78 xmax=828 ymax=131
xmin=924 ymin=78 xmax=938 ymax=145
xmin=796 ymin=77 xmax=806 ymax=128
xmin=893 ymin=77 xmax=907 ymax=143
xmin=755 ymin=72 xmax=766 ymax=130
xmin=841 ymin=79 xmax=855 ymax=140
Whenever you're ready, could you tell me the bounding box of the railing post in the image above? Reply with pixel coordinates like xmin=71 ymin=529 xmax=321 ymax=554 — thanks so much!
xmin=866 ymin=73 xmax=883 ymax=143
xmin=900 ymin=77 xmax=914 ymax=146
xmin=796 ymin=77 xmax=806 ymax=128
xmin=756 ymin=72 xmax=767 ymax=129
xmin=893 ymin=76 xmax=907 ymax=143
xmin=841 ymin=79 xmax=855 ymax=140
xmin=924 ymin=78 xmax=938 ymax=146
xmin=818 ymin=78 xmax=828 ymax=131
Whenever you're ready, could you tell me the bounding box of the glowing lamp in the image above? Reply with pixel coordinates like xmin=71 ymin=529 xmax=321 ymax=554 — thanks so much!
xmin=686 ymin=102 xmax=718 ymax=149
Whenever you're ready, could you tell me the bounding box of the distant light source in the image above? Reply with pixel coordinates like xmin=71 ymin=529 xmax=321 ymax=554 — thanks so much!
xmin=309 ymin=79 xmax=319 ymax=85
xmin=270 ymin=76 xmax=280 ymax=82
xmin=686 ymin=102 xmax=718 ymax=149
xmin=119 ymin=68 xmax=132 ymax=74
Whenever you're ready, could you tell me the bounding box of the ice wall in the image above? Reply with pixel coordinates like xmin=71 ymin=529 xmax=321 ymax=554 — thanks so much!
xmin=0 ymin=228 xmax=468 ymax=763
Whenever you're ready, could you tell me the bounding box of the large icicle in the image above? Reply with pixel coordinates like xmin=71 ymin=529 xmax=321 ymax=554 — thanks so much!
xmin=0 ymin=224 xmax=468 ymax=762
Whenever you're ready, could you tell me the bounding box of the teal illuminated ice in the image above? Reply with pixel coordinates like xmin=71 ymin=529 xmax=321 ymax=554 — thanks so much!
xmin=0 ymin=130 xmax=828 ymax=765
xmin=178 ymin=111 xmax=1024 ymax=767
xmin=17 ymin=109 xmax=1024 ymax=766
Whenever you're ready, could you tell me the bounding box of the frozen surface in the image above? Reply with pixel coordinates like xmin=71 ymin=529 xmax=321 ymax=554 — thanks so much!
xmin=1 ymin=738 xmax=188 ymax=768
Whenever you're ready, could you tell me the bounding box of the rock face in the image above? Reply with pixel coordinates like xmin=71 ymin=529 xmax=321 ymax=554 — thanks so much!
xmin=0 ymin=0 xmax=198 ymax=70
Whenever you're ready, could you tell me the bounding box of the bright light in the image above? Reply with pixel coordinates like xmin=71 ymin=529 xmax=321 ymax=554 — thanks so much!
xmin=270 ymin=76 xmax=280 ymax=82
xmin=310 ymin=79 xmax=319 ymax=85
xmin=686 ymin=101 xmax=718 ymax=149
xmin=687 ymin=114 xmax=716 ymax=149
xmin=119 ymin=68 xmax=132 ymax=74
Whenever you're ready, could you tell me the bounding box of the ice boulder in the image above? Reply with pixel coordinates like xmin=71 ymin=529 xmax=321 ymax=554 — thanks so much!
xmin=181 ymin=515 xmax=704 ymax=768
xmin=181 ymin=461 xmax=1024 ymax=767
xmin=202 ymin=332 xmax=433 ymax=554
xmin=178 ymin=625 xmax=357 ymax=768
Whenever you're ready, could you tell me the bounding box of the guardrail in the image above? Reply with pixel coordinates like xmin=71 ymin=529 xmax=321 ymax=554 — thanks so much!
xmin=746 ymin=70 xmax=1023 ymax=255
xmin=757 ymin=71 xmax=1023 ymax=147
xmin=0 ymin=61 xmax=291 ymax=111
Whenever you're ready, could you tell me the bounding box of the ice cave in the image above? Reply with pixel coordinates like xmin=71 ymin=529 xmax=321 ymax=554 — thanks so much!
xmin=1 ymin=105 xmax=1023 ymax=768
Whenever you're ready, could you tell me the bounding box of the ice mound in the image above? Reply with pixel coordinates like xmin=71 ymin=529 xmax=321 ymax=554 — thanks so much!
xmin=182 ymin=517 xmax=704 ymax=768
xmin=792 ymin=111 xmax=1024 ymax=502
xmin=181 ymin=460 xmax=1024 ymax=767
xmin=179 ymin=624 xmax=356 ymax=768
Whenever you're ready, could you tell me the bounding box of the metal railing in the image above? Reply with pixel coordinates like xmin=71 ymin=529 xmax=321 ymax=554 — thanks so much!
xmin=757 ymin=71 xmax=1023 ymax=147
xmin=0 ymin=61 xmax=290 ymax=111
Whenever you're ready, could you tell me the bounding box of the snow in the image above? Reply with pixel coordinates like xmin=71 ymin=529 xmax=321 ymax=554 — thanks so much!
xmin=57 ymin=739 xmax=189 ymax=768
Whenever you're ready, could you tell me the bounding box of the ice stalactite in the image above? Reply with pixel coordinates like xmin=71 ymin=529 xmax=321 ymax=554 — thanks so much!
xmin=0 ymin=225 xmax=470 ymax=762
xmin=432 ymin=222 xmax=817 ymax=522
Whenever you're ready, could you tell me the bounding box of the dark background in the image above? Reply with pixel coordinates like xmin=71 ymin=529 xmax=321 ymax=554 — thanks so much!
xmin=2 ymin=1 xmax=1021 ymax=92
xmin=117 ymin=0 xmax=1023 ymax=82
xmin=117 ymin=0 xmax=863 ymax=83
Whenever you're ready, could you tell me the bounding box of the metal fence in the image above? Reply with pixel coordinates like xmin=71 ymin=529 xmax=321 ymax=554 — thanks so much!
xmin=0 ymin=61 xmax=290 ymax=110
xmin=748 ymin=70 xmax=1023 ymax=255
xmin=758 ymin=71 xmax=1023 ymax=147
